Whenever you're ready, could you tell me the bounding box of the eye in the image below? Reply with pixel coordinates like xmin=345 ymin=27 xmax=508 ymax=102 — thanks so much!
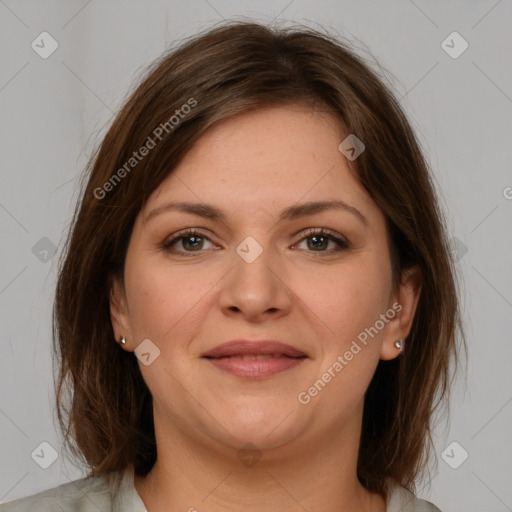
xmin=162 ymin=229 xmax=217 ymax=256
xmin=294 ymin=228 xmax=350 ymax=254
xmin=162 ymin=227 xmax=350 ymax=257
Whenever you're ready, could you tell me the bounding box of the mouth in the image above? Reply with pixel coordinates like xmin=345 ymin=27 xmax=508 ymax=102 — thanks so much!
xmin=201 ymin=340 xmax=308 ymax=378
xmin=207 ymin=353 xmax=305 ymax=361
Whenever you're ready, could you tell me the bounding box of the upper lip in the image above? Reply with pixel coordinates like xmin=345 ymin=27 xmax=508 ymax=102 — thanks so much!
xmin=201 ymin=340 xmax=307 ymax=358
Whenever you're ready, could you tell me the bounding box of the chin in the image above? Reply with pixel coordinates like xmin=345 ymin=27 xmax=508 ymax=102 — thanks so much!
xmin=213 ymin=401 xmax=304 ymax=450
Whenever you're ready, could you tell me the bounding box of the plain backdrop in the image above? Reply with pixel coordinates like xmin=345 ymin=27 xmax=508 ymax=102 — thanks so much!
xmin=0 ymin=1 xmax=511 ymax=511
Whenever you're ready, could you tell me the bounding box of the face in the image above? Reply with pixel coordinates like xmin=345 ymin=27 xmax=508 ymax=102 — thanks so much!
xmin=110 ymin=105 xmax=420 ymax=455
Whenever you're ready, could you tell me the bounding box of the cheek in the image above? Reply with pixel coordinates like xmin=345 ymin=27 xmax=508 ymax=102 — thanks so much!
xmin=295 ymin=268 xmax=388 ymax=414
xmin=296 ymin=258 xmax=390 ymax=343
xmin=124 ymin=255 xmax=220 ymax=343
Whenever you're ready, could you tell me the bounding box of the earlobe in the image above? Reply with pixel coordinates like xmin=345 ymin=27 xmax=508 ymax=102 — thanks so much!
xmin=380 ymin=265 xmax=422 ymax=361
xmin=394 ymin=338 xmax=404 ymax=351
xmin=109 ymin=275 xmax=131 ymax=345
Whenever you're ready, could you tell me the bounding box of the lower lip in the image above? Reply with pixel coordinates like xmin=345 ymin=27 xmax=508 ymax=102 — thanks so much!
xmin=203 ymin=356 xmax=306 ymax=378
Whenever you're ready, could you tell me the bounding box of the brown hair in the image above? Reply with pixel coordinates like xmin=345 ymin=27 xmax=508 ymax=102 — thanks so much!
xmin=53 ymin=19 xmax=465 ymax=498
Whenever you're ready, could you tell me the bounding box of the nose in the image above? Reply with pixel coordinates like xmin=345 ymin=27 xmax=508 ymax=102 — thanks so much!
xmin=218 ymin=240 xmax=293 ymax=322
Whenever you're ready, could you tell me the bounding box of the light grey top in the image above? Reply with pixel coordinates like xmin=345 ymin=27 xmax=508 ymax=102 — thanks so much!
xmin=0 ymin=464 xmax=441 ymax=511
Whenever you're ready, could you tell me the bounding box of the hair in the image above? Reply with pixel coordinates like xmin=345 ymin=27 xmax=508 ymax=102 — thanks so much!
xmin=53 ymin=19 xmax=465 ymax=499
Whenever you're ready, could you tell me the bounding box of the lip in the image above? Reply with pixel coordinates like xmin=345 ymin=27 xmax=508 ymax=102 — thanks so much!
xmin=201 ymin=340 xmax=307 ymax=358
xmin=201 ymin=340 xmax=308 ymax=379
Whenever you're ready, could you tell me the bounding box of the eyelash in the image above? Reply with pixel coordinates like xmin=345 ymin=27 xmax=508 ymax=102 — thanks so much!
xmin=162 ymin=227 xmax=350 ymax=257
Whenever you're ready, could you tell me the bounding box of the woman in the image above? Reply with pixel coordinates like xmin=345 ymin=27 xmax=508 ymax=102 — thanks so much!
xmin=0 ymin=20 xmax=464 ymax=512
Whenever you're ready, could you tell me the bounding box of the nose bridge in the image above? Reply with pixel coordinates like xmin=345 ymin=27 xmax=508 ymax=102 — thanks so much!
xmin=219 ymin=233 xmax=290 ymax=318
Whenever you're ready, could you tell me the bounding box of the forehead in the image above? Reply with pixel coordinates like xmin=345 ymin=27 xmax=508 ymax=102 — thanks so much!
xmin=142 ymin=105 xmax=379 ymax=223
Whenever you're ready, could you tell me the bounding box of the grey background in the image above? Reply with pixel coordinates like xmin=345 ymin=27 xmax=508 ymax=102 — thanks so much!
xmin=0 ymin=0 xmax=511 ymax=510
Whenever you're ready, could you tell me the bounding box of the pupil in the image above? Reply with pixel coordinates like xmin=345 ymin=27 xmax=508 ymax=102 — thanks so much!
xmin=309 ymin=235 xmax=327 ymax=250
xmin=185 ymin=236 xmax=202 ymax=250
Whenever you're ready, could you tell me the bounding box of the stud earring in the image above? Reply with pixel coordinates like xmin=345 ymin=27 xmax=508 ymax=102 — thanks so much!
xmin=120 ymin=336 xmax=126 ymax=345
xmin=394 ymin=338 xmax=404 ymax=350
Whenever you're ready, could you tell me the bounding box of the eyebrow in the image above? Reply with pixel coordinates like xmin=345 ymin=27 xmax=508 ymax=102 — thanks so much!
xmin=144 ymin=199 xmax=368 ymax=226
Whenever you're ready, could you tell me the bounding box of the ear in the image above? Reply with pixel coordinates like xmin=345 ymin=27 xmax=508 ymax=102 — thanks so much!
xmin=380 ymin=265 xmax=422 ymax=361
xmin=109 ymin=274 xmax=132 ymax=350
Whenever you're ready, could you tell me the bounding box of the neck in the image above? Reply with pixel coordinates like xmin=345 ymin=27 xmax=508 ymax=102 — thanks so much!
xmin=134 ymin=401 xmax=386 ymax=512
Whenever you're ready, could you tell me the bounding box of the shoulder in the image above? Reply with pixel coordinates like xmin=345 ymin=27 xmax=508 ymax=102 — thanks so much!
xmin=0 ymin=473 xmax=114 ymax=512
xmin=386 ymin=484 xmax=442 ymax=512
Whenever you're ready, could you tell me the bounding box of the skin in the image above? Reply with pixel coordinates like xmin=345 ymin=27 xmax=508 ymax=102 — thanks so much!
xmin=110 ymin=105 xmax=421 ymax=512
